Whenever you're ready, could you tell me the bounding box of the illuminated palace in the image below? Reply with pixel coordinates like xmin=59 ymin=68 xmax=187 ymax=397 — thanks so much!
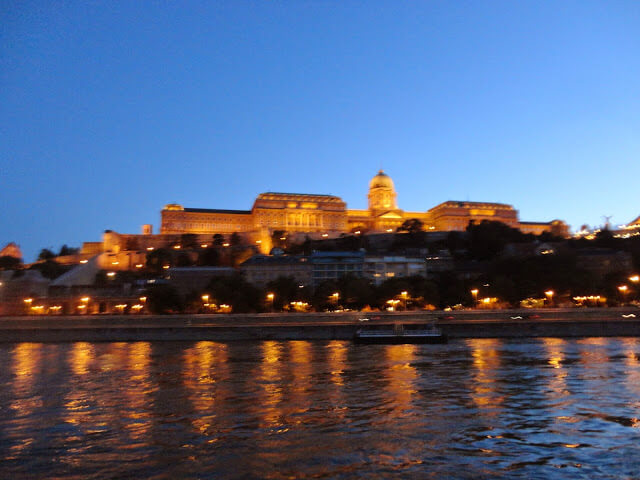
xmin=155 ymin=170 xmax=566 ymax=253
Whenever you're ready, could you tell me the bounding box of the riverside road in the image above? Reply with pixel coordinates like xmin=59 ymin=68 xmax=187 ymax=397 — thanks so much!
xmin=1 ymin=307 xmax=639 ymax=342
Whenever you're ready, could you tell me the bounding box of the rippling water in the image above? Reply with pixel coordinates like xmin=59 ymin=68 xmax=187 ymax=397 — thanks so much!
xmin=1 ymin=338 xmax=640 ymax=478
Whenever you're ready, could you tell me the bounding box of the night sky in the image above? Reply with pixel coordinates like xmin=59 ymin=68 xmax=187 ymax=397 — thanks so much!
xmin=2 ymin=1 xmax=639 ymax=261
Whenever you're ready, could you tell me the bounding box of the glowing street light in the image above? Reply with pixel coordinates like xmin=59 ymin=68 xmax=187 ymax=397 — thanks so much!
xmin=267 ymin=292 xmax=275 ymax=312
xmin=618 ymin=285 xmax=629 ymax=305
xmin=545 ymin=290 xmax=554 ymax=307
xmin=401 ymin=291 xmax=408 ymax=310
xmin=471 ymin=289 xmax=479 ymax=308
xmin=629 ymin=275 xmax=639 ymax=283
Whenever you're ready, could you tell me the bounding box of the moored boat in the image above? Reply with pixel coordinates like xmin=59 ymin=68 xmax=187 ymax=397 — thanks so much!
xmin=354 ymin=323 xmax=448 ymax=344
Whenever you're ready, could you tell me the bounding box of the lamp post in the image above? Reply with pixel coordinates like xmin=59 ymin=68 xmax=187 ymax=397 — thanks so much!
xmin=630 ymin=275 xmax=640 ymax=302
xmin=471 ymin=289 xmax=479 ymax=308
xmin=331 ymin=292 xmax=340 ymax=311
xmin=24 ymin=297 xmax=33 ymax=315
xmin=267 ymin=293 xmax=275 ymax=312
xmin=618 ymin=285 xmax=629 ymax=305
xmin=545 ymin=290 xmax=554 ymax=307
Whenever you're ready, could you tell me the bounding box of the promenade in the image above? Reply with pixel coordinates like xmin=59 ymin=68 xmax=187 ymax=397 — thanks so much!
xmin=1 ymin=307 xmax=639 ymax=342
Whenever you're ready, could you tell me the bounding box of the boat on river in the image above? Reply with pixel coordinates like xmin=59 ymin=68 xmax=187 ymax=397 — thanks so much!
xmin=354 ymin=323 xmax=447 ymax=344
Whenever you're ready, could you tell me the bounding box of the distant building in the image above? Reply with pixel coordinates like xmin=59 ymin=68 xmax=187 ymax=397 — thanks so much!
xmin=310 ymin=251 xmax=366 ymax=286
xmin=167 ymin=266 xmax=236 ymax=296
xmin=240 ymin=254 xmax=311 ymax=286
xmin=0 ymin=270 xmax=50 ymax=315
xmin=576 ymin=248 xmax=633 ymax=276
xmin=364 ymin=255 xmax=427 ymax=285
xmin=0 ymin=242 xmax=23 ymax=260
xmin=72 ymin=170 xmax=567 ymax=263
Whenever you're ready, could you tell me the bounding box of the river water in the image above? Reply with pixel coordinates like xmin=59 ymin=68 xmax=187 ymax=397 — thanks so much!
xmin=1 ymin=338 xmax=640 ymax=479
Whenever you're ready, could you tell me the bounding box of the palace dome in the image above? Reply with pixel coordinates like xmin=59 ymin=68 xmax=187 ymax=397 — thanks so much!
xmin=369 ymin=170 xmax=395 ymax=190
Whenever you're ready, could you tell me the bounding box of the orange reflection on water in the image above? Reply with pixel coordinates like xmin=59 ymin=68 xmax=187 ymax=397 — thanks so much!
xmin=258 ymin=341 xmax=285 ymax=428
xmin=70 ymin=342 xmax=94 ymax=376
xmin=326 ymin=340 xmax=348 ymax=387
xmin=468 ymin=339 xmax=504 ymax=414
xmin=325 ymin=341 xmax=348 ymax=421
xmin=9 ymin=343 xmax=44 ymax=457
xmin=289 ymin=341 xmax=313 ymax=418
xmin=384 ymin=344 xmax=418 ymax=414
xmin=125 ymin=342 xmax=153 ymax=441
xmin=183 ymin=342 xmax=229 ymax=439
xmin=541 ymin=338 xmax=569 ymax=401
xmin=621 ymin=338 xmax=640 ymax=406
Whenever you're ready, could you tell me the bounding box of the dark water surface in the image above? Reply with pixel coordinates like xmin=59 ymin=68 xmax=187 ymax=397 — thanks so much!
xmin=2 ymin=338 xmax=640 ymax=479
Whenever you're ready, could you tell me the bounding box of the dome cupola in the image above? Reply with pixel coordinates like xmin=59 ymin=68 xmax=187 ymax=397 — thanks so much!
xmin=369 ymin=170 xmax=395 ymax=190
xmin=368 ymin=170 xmax=398 ymax=211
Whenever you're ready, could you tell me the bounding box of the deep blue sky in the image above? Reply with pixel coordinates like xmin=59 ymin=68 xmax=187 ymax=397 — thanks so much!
xmin=2 ymin=1 xmax=639 ymax=261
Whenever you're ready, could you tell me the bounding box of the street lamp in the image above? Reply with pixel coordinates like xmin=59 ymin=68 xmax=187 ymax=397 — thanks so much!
xmin=618 ymin=285 xmax=629 ymax=305
xmin=401 ymin=291 xmax=408 ymax=311
xmin=545 ymin=290 xmax=554 ymax=307
xmin=471 ymin=289 xmax=479 ymax=308
xmin=331 ymin=292 xmax=339 ymax=310
xmin=267 ymin=293 xmax=275 ymax=312
xmin=629 ymin=275 xmax=639 ymax=283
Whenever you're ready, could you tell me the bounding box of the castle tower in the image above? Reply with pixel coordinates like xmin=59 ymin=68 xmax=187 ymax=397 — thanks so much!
xmin=368 ymin=170 xmax=398 ymax=212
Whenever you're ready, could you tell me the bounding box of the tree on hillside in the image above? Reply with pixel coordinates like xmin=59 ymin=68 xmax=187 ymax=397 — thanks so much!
xmin=0 ymin=255 xmax=22 ymax=270
xmin=146 ymin=284 xmax=183 ymax=314
xmin=337 ymin=274 xmax=375 ymax=310
xmin=37 ymin=248 xmax=56 ymax=261
xmin=213 ymin=234 xmax=225 ymax=247
xmin=146 ymin=248 xmax=173 ymax=274
xmin=266 ymin=276 xmax=300 ymax=310
xmin=198 ymin=247 xmax=221 ymax=266
xmin=58 ymin=245 xmax=79 ymax=256
xmin=397 ymin=218 xmax=424 ymax=234
xmin=466 ymin=220 xmax=531 ymax=260
xmin=181 ymin=233 xmax=199 ymax=249
xmin=29 ymin=260 xmax=67 ymax=279
xmin=230 ymin=232 xmax=242 ymax=246
xmin=205 ymin=274 xmax=262 ymax=313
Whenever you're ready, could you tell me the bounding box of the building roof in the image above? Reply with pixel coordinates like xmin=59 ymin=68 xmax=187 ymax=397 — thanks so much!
xmin=50 ymin=256 xmax=100 ymax=287
xmin=428 ymin=200 xmax=516 ymax=212
xmin=256 ymin=192 xmax=343 ymax=202
xmin=183 ymin=208 xmax=252 ymax=215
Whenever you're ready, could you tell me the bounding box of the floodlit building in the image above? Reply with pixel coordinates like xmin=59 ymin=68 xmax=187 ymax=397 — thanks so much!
xmin=72 ymin=170 xmax=567 ymax=261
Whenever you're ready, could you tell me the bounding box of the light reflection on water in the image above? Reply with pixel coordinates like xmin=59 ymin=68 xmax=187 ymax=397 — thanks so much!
xmin=1 ymin=338 xmax=640 ymax=478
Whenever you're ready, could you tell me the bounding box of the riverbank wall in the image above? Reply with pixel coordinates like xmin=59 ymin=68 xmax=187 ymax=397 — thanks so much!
xmin=1 ymin=308 xmax=639 ymax=342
